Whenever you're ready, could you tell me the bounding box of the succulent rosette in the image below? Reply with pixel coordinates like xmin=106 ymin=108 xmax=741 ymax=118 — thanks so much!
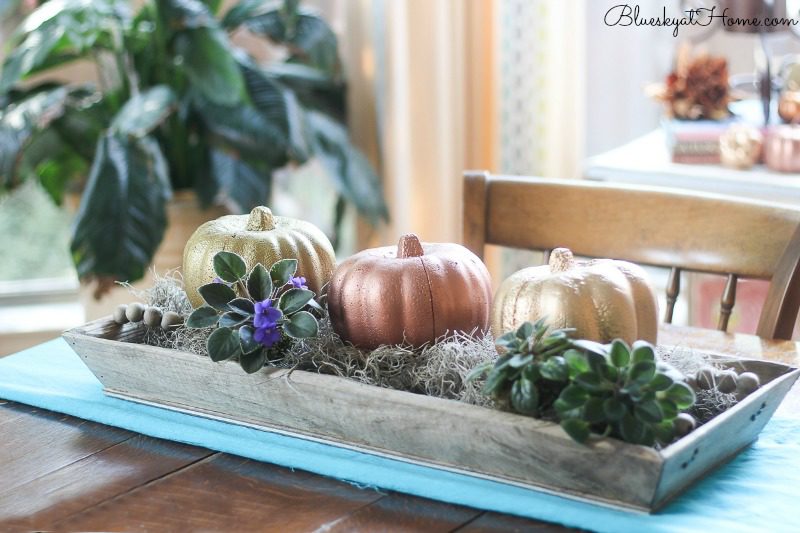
xmin=470 ymin=319 xmax=696 ymax=447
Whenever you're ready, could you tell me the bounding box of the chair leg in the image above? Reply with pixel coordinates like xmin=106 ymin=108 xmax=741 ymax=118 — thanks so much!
xmin=718 ymin=274 xmax=738 ymax=332
xmin=664 ymin=267 xmax=681 ymax=324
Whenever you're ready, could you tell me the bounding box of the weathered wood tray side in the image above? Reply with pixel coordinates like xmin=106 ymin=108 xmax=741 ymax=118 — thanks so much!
xmin=63 ymin=318 xmax=799 ymax=513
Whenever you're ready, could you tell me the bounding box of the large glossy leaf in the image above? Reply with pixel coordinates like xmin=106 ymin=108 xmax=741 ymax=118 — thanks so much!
xmin=70 ymin=133 xmax=171 ymax=282
xmin=264 ymin=61 xmax=345 ymax=121
xmin=194 ymin=92 xmax=287 ymax=165
xmin=0 ymin=87 xmax=69 ymax=190
xmin=18 ymin=128 xmax=87 ymax=204
xmin=306 ymin=110 xmax=388 ymax=224
xmin=0 ymin=27 xmax=68 ymax=94
xmin=246 ymin=7 xmax=340 ymax=77
xmin=221 ymin=0 xmax=279 ymax=29
xmin=0 ymin=0 xmax=130 ymax=92
xmin=174 ymin=27 xmax=246 ymax=106
xmin=190 ymin=146 xmax=218 ymax=207
xmin=240 ymin=61 xmax=309 ymax=162
xmin=161 ymin=0 xmax=214 ymax=29
xmin=54 ymin=89 xmax=111 ymax=161
xmin=210 ymin=148 xmax=272 ymax=212
xmin=111 ymin=86 xmax=176 ymax=138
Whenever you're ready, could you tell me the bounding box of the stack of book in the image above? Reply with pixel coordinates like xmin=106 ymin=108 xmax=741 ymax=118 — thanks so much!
xmin=663 ymin=100 xmax=765 ymax=164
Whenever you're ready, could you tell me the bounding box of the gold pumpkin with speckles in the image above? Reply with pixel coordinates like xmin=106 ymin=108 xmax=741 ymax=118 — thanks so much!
xmin=182 ymin=206 xmax=335 ymax=308
xmin=491 ymin=248 xmax=658 ymax=345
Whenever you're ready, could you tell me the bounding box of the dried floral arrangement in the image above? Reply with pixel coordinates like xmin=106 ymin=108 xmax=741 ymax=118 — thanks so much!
xmin=647 ymin=47 xmax=731 ymax=120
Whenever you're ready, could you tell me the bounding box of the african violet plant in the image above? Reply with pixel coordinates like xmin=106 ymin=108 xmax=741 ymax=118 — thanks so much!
xmin=186 ymin=250 xmax=319 ymax=374
xmin=0 ymin=0 xmax=387 ymax=288
xmin=470 ymin=319 xmax=696 ymax=448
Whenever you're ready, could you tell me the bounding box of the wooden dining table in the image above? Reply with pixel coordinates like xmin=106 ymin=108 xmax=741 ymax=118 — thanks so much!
xmin=1 ymin=324 xmax=798 ymax=532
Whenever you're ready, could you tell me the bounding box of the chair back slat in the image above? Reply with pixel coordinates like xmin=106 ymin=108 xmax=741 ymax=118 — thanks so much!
xmin=464 ymin=171 xmax=800 ymax=340
xmin=480 ymin=174 xmax=800 ymax=278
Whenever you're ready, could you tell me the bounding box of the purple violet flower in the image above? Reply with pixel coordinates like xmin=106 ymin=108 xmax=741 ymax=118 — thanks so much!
xmin=213 ymin=276 xmax=223 ymax=284
xmin=289 ymin=276 xmax=307 ymax=289
xmin=254 ymin=326 xmax=281 ymax=348
xmin=254 ymin=299 xmax=281 ymax=329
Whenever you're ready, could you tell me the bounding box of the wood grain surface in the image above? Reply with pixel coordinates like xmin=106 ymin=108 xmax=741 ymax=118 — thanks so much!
xmin=0 ymin=402 xmax=575 ymax=532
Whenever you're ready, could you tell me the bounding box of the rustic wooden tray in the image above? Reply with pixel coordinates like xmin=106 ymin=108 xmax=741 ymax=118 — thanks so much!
xmin=63 ymin=318 xmax=799 ymax=513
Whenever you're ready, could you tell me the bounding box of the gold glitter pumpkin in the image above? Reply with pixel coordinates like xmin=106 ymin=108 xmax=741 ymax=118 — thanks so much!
xmin=183 ymin=206 xmax=335 ymax=308
xmin=491 ymin=248 xmax=658 ymax=345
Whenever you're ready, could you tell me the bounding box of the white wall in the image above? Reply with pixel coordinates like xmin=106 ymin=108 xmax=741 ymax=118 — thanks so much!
xmin=584 ymin=1 xmax=675 ymax=157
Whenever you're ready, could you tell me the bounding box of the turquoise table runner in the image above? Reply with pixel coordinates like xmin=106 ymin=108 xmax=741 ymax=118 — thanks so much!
xmin=1 ymin=339 xmax=798 ymax=532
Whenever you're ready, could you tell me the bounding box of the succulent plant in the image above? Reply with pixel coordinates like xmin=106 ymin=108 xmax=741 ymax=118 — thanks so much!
xmin=555 ymin=339 xmax=696 ymax=446
xmin=186 ymin=251 xmax=320 ymax=374
xmin=468 ymin=319 xmax=575 ymax=416
xmin=470 ymin=321 xmax=699 ymax=447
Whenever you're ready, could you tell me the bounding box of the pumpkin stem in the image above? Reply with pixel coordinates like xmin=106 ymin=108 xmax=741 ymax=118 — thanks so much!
xmin=397 ymin=233 xmax=424 ymax=258
xmin=549 ymin=248 xmax=574 ymax=272
xmin=246 ymin=206 xmax=276 ymax=231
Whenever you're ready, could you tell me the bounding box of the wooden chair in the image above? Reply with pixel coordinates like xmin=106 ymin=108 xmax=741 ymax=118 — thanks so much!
xmin=463 ymin=171 xmax=800 ymax=340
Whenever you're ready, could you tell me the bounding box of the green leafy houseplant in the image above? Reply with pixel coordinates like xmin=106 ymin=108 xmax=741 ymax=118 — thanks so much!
xmin=0 ymin=0 xmax=388 ymax=286
xmin=470 ymin=320 xmax=697 ymax=448
xmin=186 ymin=250 xmax=319 ymax=374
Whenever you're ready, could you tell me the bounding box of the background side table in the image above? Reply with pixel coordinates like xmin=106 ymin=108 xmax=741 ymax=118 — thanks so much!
xmin=585 ymin=130 xmax=800 ymax=335
xmin=585 ymin=129 xmax=800 ymax=204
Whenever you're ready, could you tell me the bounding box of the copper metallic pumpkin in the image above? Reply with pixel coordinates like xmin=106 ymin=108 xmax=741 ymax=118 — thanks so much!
xmin=491 ymin=248 xmax=658 ymax=345
xmin=764 ymin=125 xmax=800 ymax=173
xmin=183 ymin=206 xmax=335 ymax=308
xmin=327 ymin=233 xmax=492 ymax=349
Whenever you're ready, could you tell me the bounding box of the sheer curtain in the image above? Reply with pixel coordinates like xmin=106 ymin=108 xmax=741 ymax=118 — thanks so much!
xmin=332 ymin=0 xmax=492 ymax=247
xmin=330 ymin=0 xmax=588 ymax=250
